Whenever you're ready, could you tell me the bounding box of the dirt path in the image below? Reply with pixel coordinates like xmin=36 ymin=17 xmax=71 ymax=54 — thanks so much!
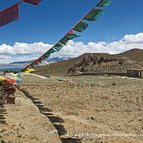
xmin=0 ymin=89 xmax=61 ymax=143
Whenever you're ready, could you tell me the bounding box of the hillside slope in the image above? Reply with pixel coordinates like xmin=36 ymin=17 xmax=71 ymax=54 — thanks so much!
xmin=34 ymin=49 xmax=143 ymax=76
xmin=34 ymin=53 xmax=115 ymax=76
xmin=118 ymin=48 xmax=143 ymax=64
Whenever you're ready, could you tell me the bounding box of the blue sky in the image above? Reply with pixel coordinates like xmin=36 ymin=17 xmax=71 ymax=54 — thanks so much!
xmin=0 ymin=0 xmax=143 ymax=64
xmin=0 ymin=0 xmax=143 ymax=45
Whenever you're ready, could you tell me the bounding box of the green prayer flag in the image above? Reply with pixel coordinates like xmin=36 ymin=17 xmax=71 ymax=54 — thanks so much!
xmin=84 ymin=8 xmax=104 ymax=21
xmin=48 ymin=48 xmax=57 ymax=54
xmin=54 ymin=43 xmax=63 ymax=51
xmin=60 ymin=33 xmax=80 ymax=45
xmin=44 ymin=51 xmax=51 ymax=57
xmin=67 ymin=33 xmax=81 ymax=39
xmin=60 ymin=37 xmax=69 ymax=45
xmin=73 ymin=21 xmax=88 ymax=32
xmin=97 ymin=0 xmax=112 ymax=7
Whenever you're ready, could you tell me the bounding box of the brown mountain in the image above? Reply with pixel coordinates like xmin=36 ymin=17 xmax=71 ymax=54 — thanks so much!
xmin=118 ymin=48 xmax=143 ymax=64
xmin=34 ymin=48 xmax=143 ymax=76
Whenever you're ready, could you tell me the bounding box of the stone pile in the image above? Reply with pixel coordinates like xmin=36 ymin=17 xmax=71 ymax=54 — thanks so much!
xmin=0 ymin=81 xmax=16 ymax=104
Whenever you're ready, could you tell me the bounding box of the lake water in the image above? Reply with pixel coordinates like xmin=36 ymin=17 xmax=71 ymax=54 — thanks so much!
xmin=0 ymin=66 xmax=23 ymax=72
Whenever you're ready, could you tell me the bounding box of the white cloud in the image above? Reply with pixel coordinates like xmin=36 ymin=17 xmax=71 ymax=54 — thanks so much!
xmin=0 ymin=33 xmax=143 ymax=64
xmin=123 ymin=33 xmax=143 ymax=43
xmin=59 ymin=32 xmax=143 ymax=56
xmin=0 ymin=44 xmax=15 ymax=55
xmin=13 ymin=42 xmax=51 ymax=55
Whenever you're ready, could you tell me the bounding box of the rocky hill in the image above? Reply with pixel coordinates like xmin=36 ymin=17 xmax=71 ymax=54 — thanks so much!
xmin=67 ymin=54 xmax=143 ymax=75
xmin=34 ymin=49 xmax=143 ymax=76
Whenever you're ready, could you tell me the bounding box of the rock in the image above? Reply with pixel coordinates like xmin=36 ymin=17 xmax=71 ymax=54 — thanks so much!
xmin=67 ymin=54 xmax=143 ymax=76
xmin=0 ymin=81 xmax=16 ymax=104
xmin=112 ymin=83 xmax=116 ymax=86
xmin=90 ymin=116 xmax=95 ymax=120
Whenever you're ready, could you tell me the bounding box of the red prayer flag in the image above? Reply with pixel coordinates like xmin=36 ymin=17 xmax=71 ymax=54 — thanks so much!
xmin=35 ymin=58 xmax=41 ymax=63
xmin=66 ymin=30 xmax=74 ymax=36
xmin=23 ymin=0 xmax=41 ymax=5
xmin=0 ymin=4 xmax=19 ymax=27
xmin=4 ymin=78 xmax=17 ymax=84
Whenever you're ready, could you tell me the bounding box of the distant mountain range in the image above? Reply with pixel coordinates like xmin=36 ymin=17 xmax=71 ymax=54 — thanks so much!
xmin=8 ymin=56 xmax=71 ymax=66
xmin=47 ymin=56 xmax=71 ymax=63
xmin=0 ymin=56 xmax=71 ymax=72
xmin=10 ymin=60 xmax=34 ymax=65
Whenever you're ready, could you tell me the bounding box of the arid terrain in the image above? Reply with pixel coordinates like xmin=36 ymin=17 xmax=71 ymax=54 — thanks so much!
xmin=0 ymin=86 xmax=62 ymax=143
xmin=1 ymin=75 xmax=142 ymax=143
xmin=34 ymin=49 xmax=143 ymax=76
xmin=1 ymin=49 xmax=143 ymax=143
